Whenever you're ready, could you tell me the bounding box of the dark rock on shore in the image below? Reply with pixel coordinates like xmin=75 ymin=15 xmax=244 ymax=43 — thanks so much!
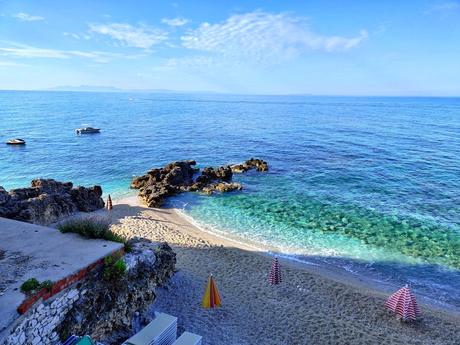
xmin=131 ymin=158 xmax=267 ymax=207
xmin=231 ymin=158 xmax=269 ymax=173
xmin=0 ymin=179 xmax=105 ymax=225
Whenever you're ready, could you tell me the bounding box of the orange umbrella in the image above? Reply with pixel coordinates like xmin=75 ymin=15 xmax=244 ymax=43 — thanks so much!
xmin=106 ymin=194 xmax=113 ymax=211
xmin=202 ymin=274 xmax=221 ymax=308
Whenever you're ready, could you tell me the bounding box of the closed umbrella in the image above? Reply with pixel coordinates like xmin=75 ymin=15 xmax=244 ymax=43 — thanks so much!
xmin=385 ymin=284 xmax=421 ymax=321
xmin=202 ymin=274 xmax=221 ymax=308
xmin=268 ymin=257 xmax=282 ymax=285
xmin=106 ymin=194 xmax=113 ymax=211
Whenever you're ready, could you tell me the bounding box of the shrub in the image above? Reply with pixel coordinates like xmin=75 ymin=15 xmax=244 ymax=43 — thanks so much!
xmin=20 ymin=278 xmax=40 ymax=293
xmin=103 ymin=253 xmax=127 ymax=281
xmin=20 ymin=278 xmax=54 ymax=294
xmin=58 ymin=218 xmax=110 ymax=239
xmin=58 ymin=218 xmax=129 ymax=245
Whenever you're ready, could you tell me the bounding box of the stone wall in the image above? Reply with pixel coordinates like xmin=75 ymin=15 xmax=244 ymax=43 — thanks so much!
xmin=4 ymin=288 xmax=83 ymax=345
xmin=1 ymin=239 xmax=176 ymax=345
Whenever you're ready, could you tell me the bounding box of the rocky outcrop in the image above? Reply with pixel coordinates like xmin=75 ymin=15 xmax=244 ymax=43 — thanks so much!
xmin=56 ymin=240 xmax=176 ymax=345
xmin=231 ymin=158 xmax=269 ymax=173
xmin=2 ymin=240 xmax=176 ymax=345
xmin=131 ymin=160 xmax=252 ymax=208
xmin=0 ymin=179 xmax=104 ymax=225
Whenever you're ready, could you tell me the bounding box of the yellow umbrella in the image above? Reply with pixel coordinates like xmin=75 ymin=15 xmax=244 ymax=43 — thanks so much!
xmin=202 ymin=274 xmax=221 ymax=308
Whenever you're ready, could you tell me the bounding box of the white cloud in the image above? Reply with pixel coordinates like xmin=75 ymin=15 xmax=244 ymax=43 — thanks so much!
xmin=63 ymin=32 xmax=81 ymax=40
xmin=88 ymin=23 xmax=168 ymax=49
xmin=162 ymin=17 xmax=189 ymax=27
xmin=430 ymin=1 xmax=460 ymax=11
xmin=0 ymin=42 xmax=142 ymax=63
xmin=13 ymin=12 xmax=44 ymax=22
xmin=181 ymin=11 xmax=367 ymax=63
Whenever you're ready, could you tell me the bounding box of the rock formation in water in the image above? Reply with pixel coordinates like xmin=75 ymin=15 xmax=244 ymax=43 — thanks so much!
xmin=230 ymin=158 xmax=269 ymax=173
xmin=0 ymin=179 xmax=105 ymax=225
xmin=131 ymin=158 xmax=268 ymax=207
xmin=56 ymin=240 xmax=176 ymax=344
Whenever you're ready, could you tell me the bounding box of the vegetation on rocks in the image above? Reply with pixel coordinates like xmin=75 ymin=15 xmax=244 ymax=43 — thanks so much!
xmin=20 ymin=278 xmax=54 ymax=293
xmin=20 ymin=278 xmax=40 ymax=293
xmin=103 ymin=253 xmax=127 ymax=282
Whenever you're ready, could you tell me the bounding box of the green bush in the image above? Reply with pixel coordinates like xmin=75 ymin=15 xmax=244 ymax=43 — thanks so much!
xmin=58 ymin=218 xmax=109 ymax=239
xmin=58 ymin=218 xmax=128 ymax=245
xmin=20 ymin=278 xmax=54 ymax=293
xmin=20 ymin=278 xmax=40 ymax=293
xmin=103 ymin=253 xmax=127 ymax=281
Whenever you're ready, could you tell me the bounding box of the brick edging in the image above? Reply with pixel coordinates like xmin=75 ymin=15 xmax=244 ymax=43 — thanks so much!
xmin=17 ymin=248 xmax=124 ymax=314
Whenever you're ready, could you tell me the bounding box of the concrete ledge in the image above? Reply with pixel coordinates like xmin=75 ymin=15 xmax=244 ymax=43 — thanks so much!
xmin=0 ymin=217 xmax=123 ymax=335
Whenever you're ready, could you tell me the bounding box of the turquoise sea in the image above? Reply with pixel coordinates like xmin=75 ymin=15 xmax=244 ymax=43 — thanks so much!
xmin=1 ymin=91 xmax=459 ymax=308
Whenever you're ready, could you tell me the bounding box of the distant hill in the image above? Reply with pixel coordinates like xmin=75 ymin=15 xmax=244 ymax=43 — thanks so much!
xmin=46 ymin=85 xmax=218 ymax=94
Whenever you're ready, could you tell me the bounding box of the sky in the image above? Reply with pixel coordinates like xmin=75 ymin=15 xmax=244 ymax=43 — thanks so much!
xmin=0 ymin=0 xmax=459 ymax=96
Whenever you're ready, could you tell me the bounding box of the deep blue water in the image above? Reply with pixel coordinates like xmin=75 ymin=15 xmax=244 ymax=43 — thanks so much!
xmin=1 ymin=91 xmax=459 ymax=308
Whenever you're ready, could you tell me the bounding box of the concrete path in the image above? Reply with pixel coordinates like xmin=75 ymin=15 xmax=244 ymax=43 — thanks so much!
xmin=0 ymin=217 xmax=123 ymax=335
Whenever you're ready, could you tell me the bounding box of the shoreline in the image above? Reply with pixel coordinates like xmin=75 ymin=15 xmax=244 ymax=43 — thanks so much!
xmin=80 ymin=195 xmax=460 ymax=344
xmin=100 ymin=196 xmax=460 ymax=344
xmin=113 ymin=196 xmax=459 ymax=316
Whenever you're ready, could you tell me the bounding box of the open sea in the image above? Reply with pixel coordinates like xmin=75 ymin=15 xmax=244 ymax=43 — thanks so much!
xmin=1 ymin=91 xmax=459 ymax=309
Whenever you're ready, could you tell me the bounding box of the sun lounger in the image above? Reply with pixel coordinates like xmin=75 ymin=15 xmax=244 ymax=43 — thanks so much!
xmin=62 ymin=335 xmax=79 ymax=345
xmin=172 ymin=332 xmax=202 ymax=345
xmin=123 ymin=312 xmax=178 ymax=345
xmin=76 ymin=336 xmax=93 ymax=345
xmin=62 ymin=335 xmax=94 ymax=345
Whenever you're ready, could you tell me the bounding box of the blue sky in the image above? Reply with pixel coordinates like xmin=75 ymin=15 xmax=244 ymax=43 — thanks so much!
xmin=0 ymin=0 xmax=459 ymax=95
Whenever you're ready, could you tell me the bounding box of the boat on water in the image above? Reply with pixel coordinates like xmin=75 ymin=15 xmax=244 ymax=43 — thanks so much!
xmin=6 ymin=138 xmax=26 ymax=145
xmin=75 ymin=127 xmax=100 ymax=134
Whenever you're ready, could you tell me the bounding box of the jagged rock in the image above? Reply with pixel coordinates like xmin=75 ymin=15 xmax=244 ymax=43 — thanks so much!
xmin=202 ymin=182 xmax=243 ymax=195
xmin=201 ymin=165 xmax=233 ymax=182
xmin=57 ymin=240 xmax=176 ymax=344
xmin=132 ymin=159 xmax=266 ymax=208
xmin=0 ymin=179 xmax=105 ymax=225
xmin=70 ymin=185 xmax=104 ymax=212
xmin=231 ymin=158 xmax=269 ymax=173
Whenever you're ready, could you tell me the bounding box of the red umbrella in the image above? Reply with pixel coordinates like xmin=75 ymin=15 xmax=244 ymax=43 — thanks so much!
xmin=268 ymin=257 xmax=282 ymax=285
xmin=385 ymin=284 xmax=421 ymax=321
xmin=106 ymin=194 xmax=113 ymax=211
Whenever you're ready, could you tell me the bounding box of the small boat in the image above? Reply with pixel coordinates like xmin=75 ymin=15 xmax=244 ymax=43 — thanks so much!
xmin=75 ymin=127 xmax=100 ymax=134
xmin=6 ymin=138 xmax=26 ymax=145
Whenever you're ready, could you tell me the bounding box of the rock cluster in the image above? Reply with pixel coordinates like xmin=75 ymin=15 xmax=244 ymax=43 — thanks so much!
xmin=57 ymin=240 xmax=176 ymax=344
xmin=131 ymin=160 xmax=261 ymax=208
xmin=0 ymin=179 xmax=104 ymax=225
xmin=231 ymin=158 xmax=269 ymax=173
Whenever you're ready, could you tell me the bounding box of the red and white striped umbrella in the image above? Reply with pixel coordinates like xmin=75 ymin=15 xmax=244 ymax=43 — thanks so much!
xmin=385 ymin=284 xmax=421 ymax=321
xmin=268 ymin=257 xmax=282 ymax=285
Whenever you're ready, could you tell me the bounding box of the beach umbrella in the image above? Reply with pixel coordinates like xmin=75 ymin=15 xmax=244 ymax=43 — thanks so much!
xmin=106 ymin=194 xmax=113 ymax=211
xmin=202 ymin=274 xmax=221 ymax=308
xmin=385 ymin=284 xmax=421 ymax=321
xmin=268 ymin=257 xmax=282 ymax=285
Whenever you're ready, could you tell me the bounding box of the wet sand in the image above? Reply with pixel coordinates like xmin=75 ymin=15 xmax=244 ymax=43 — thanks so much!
xmin=101 ymin=197 xmax=460 ymax=345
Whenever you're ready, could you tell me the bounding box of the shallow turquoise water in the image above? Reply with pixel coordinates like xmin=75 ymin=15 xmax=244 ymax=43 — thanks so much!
xmin=1 ymin=91 xmax=459 ymax=307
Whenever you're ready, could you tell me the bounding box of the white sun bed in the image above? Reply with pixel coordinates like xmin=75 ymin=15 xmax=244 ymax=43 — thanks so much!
xmin=172 ymin=332 xmax=202 ymax=345
xmin=123 ymin=312 xmax=178 ymax=345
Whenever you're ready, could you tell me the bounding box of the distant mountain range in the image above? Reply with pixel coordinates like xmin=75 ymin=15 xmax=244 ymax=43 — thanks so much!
xmin=46 ymin=85 xmax=219 ymax=94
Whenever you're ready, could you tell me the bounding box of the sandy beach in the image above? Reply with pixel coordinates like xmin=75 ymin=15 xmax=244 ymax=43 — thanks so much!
xmin=95 ymin=197 xmax=460 ymax=345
